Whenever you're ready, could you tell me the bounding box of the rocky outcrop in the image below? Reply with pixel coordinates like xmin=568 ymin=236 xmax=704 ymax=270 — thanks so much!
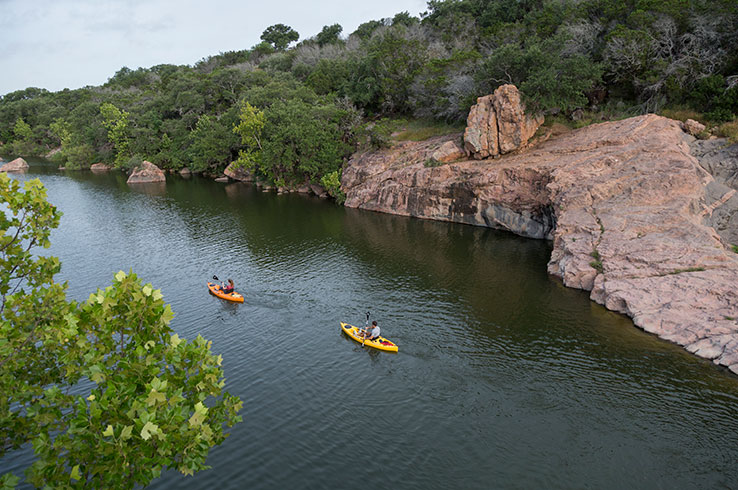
xmin=224 ymin=162 xmax=254 ymax=182
xmin=342 ymin=114 xmax=738 ymax=374
xmin=127 ymin=161 xmax=165 ymax=184
xmin=0 ymin=157 xmax=29 ymax=172
xmin=343 ymin=134 xmax=555 ymax=239
xmin=463 ymin=84 xmax=544 ymax=159
xmin=90 ymin=162 xmax=112 ymax=172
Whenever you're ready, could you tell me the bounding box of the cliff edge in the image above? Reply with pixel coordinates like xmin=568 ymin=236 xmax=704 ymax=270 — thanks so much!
xmin=342 ymin=114 xmax=738 ymax=374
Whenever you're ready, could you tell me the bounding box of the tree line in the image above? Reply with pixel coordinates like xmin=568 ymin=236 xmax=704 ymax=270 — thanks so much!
xmin=1 ymin=0 xmax=737 ymax=197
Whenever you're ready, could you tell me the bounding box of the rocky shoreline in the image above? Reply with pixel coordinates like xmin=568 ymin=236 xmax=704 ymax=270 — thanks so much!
xmin=341 ymin=114 xmax=738 ymax=374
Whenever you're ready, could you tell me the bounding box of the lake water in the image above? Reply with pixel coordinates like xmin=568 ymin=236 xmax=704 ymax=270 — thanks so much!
xmin=3 ymin=161 xmax=738 ymax=489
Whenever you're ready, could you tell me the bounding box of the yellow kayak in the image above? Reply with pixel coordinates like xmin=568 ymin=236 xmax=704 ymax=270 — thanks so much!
xmin=340 ymin=322 xmax=398 ymax=352
xmin=207 ymin=281 xmax=244 ymax=303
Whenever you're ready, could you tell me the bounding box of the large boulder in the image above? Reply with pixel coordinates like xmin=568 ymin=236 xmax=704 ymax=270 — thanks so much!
xmin=127 ymin=161 xmax=165 ymax=184
xmin=223 ymin=162 xmax=255 ymax=182
xmin=464 ymin=84 xmax=544 ymax=159
xmin=0 ymin=157 xmax=29 ymax=172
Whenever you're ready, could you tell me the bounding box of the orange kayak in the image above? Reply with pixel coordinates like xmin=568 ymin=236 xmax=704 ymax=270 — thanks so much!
xmin=207 ymin=282 xmax=244 ymax=303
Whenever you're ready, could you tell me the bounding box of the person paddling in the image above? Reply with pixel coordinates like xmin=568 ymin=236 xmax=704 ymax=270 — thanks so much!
xmin=221 ymin=278 xmax=235 ymax=294
xmin=362 ymin=320 xmax=380 ymax=341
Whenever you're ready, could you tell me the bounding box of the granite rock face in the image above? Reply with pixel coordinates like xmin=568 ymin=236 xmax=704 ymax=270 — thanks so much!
xmin=0 ymin=157 xmax=29 ymax=172
xmin=463 ymin=84 xmax=544 ymax=159
xmin=342 ymin=114 xmax=738 ymax=374
xmin=127 ymin=161 xmax=165 ymax=184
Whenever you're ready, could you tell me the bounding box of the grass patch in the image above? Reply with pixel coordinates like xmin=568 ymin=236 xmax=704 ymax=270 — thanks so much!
xmin=394 ymin=118 xmax=465 ymax=142
xmin=716 ymin=120 xmax=738 ymax=144
xmin=731 ymin=244 xmax=738 ymax=253
xmin=668 ymin=267 xmax=706 ymax=275
xmin=589 ymin=249 xmax=603 ymax=273
xmin=659 ymin=105 xmax=704 ymax=123
xmin=424 ymin=158 xmax=444 ymax=168
xmin=725 ymin=316 xmax=736 ymax=321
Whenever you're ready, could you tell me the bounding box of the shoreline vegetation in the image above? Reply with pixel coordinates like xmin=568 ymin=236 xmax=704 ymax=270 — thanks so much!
xmin=0 ymin=0 xmax=736 ymax=197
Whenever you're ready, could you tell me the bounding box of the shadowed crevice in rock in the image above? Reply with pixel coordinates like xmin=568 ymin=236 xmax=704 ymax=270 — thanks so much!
xmin=690 ymin=138 xmax=738 ymax=245
xmin=342 ymin=114 xmax=738 ymax=374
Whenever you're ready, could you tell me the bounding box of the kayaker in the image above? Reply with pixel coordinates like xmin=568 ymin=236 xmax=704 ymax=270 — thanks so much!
xmin=363 ymin=321 xmax=380 ymax=341
xmin=222 ymin=279 xmax=235 ymax=294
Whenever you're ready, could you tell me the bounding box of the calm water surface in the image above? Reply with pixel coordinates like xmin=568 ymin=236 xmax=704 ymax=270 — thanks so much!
xmin=3 ymin=160 xmax=738 ymax=489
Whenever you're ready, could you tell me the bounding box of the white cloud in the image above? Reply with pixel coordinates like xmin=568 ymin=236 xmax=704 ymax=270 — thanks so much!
xmin=0 ymin=0 xmax=428 ymax=95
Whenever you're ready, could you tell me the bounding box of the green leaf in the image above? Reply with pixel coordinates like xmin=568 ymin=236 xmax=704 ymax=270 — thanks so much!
xmin=140 ymin=421 xmax=158 ymax=441
xmin=70 ymin=465 xmax=81 ymax=481
xmin=114 ymin=270 xmax=126 ymax=281
xmin=142 ymin=285 xmax=152 ymax=296
xmin=120 ymin=425 xmax=133 ymax=441
xmin=161 ymin=305 xmax=174 ymax=325
xmin=146 ymin=389 xmax=166 ymax=407
xmin=170 ymin=334 xmax=182 ymax=347
xmin=103 ymin=425 xmax=114 ymax=437
xmin=0 ymin=472 xmax=21 ymax=489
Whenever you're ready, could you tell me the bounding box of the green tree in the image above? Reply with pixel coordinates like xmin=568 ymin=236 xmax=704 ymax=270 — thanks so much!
xmin=0 ymin=174 xmax=242 ymax=488
xmin=260 ymin=98 xmax=350 ymax=186
xmin=100 ymin=102 xmax=132 ymax=168
xmin=477 ymin=34 xmax=602 ymax=112
xmin=232 ymin=100 xmax=265 ymax=170
xmin=11 ymin=118 xmax=35 ymax=155
xmin=188 ymin=114 xmax=237 ymax=173
xmin=260 ymin=24 xmax=299 ymax=51
xmin=316 ymin=23 xmax=343 ymax=46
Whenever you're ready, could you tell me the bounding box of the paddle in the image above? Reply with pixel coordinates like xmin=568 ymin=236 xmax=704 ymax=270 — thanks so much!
xmin=362 ymin=310 xmax=370 ymax=347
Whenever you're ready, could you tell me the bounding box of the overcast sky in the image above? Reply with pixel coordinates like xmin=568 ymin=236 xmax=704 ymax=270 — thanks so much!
xmin=0 ymin=0 xmax=429 ymax=96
